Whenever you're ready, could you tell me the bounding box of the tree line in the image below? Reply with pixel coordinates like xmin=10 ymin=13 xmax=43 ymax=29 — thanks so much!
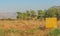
xmin=17 ymin=6 xmax=60 ymax=20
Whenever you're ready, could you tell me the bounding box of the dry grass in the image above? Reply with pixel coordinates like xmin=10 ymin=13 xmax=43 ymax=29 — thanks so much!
xmin=0 ymin=20 xmax=60 ymax=36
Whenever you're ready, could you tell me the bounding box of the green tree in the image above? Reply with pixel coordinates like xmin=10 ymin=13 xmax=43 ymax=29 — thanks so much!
xmin=45 ymin=6 xmax=60 ymax=20
xmin=45 ymin=7 xmax=57 ymax=18
xmin=22 ymin=12 xmax=27 ymax=20
xmin=56 ymin=9 xmax=60 ymax=20
xmin=30 ymin=10 xmax=36 ymax=20
xmin=26 ymin=10 xmax=31 ymax=20
xmin=17 ymin=12 xmax=23 ymax=20
xmin=37 ymin=10 xmax=44 ymax=20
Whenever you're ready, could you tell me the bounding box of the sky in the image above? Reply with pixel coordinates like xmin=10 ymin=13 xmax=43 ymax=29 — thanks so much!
xmin=0 ymin=0 xmax=60 ymax=12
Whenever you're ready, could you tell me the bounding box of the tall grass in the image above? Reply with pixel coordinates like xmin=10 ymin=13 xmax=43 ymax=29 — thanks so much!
xmin=0 ymin=29 xmax=5 ymax=36
xmin=0 ymin=28 xmax=40 ymax=36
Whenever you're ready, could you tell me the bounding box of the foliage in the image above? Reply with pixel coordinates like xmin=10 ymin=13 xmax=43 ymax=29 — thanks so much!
xmin=17 ymin=12 xmax=23 ymax=20
xmin=37 ymin=10 xmax=44 ymax=20
xmin=47 ymin=28 xmax=60 ymax=36
xmin=17 ymin=6 xmax=60 ymax=20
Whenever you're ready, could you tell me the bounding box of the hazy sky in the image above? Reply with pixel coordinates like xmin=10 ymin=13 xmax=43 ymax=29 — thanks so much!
xmin=0 ymin=0 xmax=60 ymax=12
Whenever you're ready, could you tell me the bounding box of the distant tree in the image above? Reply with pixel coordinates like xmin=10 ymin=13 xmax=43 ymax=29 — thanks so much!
xmin=45 ymin=6 xmax=60 ymax=20
xmin=26 ymin=10 xmax=31 ymax=20
xmin=37 ymin=10 xmax=44 ymax=20
xmin=17 ymin=12 xmax=23 ymax=20
xmin=55 ymin=9 xmax=60 ymax=20
xmin=22 ymin=12 xmax=27 ymax=20
xmin=7 ymin=18 xmax=15 ymax=20
xmin=16 ymin=6 xmax=60 ymax=20
xmin=30 ymin=10 xmax=36 ymax=20
xmin=45 ymin=7 xmax=57 ymax=18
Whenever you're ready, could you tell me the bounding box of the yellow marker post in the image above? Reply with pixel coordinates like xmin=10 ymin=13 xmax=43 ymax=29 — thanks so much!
xmin=46 ymin=18 xmax=57 ymax=28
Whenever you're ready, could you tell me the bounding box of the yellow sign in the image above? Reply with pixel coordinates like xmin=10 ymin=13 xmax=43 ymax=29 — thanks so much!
xmin=46 ymin=18 xmax=57 ymax=28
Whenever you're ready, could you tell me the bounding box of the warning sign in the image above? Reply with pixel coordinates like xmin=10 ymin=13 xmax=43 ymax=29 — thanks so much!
xmin=46 ymin=18 xmax=57 ymax=28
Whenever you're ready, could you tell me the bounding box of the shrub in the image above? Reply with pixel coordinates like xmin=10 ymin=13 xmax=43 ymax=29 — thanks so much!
xmin=47 ymin=28 xmax=60 ymax=36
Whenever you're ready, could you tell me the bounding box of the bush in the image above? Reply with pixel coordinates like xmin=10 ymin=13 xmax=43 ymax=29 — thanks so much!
xmin=47 ymin=28 xmax=60 ymax=36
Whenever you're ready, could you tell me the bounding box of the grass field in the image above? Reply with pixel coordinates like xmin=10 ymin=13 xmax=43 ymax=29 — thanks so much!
xmin=0 ymin=20 xmax=60 ymax=36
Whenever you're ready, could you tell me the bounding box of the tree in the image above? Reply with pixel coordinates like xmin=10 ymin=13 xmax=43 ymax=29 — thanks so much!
xmin=56 ymin=9 xmax=60 ymax=20
xmin=37 ymin=10 xmax=44 ymax=20
xmin=26 ymin=10 xmax=31 ymax=20
xmin=17 ymin=12 xmax=23 ymax=20
xmin=22 ymin=12 xmax=27 ymax=20
xmin=45 ymin=7 xmax=57 ymax=18
xmin=45 ymin=6 xmax=60 ymax=20
xmin=30 ymin=10 xmax=36 ymax=20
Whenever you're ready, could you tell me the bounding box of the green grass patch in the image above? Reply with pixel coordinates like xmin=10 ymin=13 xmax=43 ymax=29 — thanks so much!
xmin=47 ymin=28 xmax=60 ymax=36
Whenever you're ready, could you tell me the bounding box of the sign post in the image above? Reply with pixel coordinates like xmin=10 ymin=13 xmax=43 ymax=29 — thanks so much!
xmin=46 ymin=18 xmax=57 ymax=28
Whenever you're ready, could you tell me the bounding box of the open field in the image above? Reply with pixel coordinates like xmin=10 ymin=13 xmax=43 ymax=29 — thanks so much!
xmin=0 ymin=20 xmax=60 ymax=36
